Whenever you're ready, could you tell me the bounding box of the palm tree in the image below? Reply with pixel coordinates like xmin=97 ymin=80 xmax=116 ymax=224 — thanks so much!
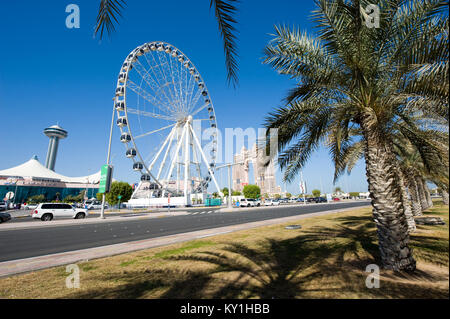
xmin=94 ymin=0 xmax=239 ymax=86
xmin=263 ymin=0 xmax=448 ymax=271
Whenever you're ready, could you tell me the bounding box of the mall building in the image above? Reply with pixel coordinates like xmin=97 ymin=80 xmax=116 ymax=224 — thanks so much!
xmin=0 ymin=155 xmax=100 ymax=203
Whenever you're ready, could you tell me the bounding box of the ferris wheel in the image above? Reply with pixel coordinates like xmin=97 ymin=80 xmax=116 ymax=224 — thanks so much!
xmin=114 ymin=41 xmax=222 ymax=204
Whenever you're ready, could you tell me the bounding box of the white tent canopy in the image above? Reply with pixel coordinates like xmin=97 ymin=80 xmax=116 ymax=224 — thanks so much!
xmin=0 ymin=156 xmax=101 ymax=184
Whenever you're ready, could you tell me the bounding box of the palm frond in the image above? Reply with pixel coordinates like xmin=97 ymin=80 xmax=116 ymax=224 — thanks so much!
xmin=210 ymin=0 xmax=240 ymax=87
xmin=94 ymin=0 xmax=126 ymax=39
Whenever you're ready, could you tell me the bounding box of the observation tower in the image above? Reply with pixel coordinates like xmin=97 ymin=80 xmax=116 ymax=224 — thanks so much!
xmin=43 ymin=124 xmax=68 ymax=171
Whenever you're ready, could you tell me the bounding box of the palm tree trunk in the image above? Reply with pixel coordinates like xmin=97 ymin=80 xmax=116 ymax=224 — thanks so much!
xmin=423 ymin=180 xmax=433 ymax=209
xmin=415 ymin=176 xmax=429 ymax=211
xmin=405 ymin=171 xmax=423 ymax=216
xmin=361 ymin=113 xmax=416 ymax=271
xmin=398 ymin=170 xmax=416 ymax=233
xmin=443 ymin=190 xmax=449 ymax=205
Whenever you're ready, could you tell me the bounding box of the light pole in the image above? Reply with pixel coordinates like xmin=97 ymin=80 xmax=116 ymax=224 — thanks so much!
xmin=100 ymin=100 xmax=116 ymax=219
xmin=12 ymin=178 xmax=19 ymax=206
xmin=216 ymin=162 xmax=244 ymax=209
xmin=300 ymin=170 xmax=306 ymax=205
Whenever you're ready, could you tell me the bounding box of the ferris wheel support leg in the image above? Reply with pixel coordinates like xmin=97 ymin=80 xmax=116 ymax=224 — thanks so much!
xmin=157 ymin=126 xmax=177 ymax=181
xmin=149 ymin=126 xmax=176 ymax=171
xmin=163 ymin=123 xmax=188 ymax=197
xmin=192 ymin=136 xmax=203 ymax=193
xmin=188 ymin=125 xmax=222 ymax=197
xmin=131 ymin=181 xmax=143 ymax=199
xmin=184 ymin=122 xmax=191 ymax=206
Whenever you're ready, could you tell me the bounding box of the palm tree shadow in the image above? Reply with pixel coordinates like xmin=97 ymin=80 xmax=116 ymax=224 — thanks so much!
xmin=65 ymin=268 xmax=215 ymax=299
xmin=300 ymin=215 xmax=381 ymax=267
xmin=165 ymin=237 xmax=337 ymax=299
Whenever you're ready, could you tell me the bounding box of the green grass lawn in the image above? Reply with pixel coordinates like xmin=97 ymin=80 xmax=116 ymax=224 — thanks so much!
xmin=0 ymin=200 xmax=448 ymax=299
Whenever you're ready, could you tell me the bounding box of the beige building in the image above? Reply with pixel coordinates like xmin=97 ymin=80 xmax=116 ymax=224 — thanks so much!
xmin=232 ymin=144 xmax=281 ymax=196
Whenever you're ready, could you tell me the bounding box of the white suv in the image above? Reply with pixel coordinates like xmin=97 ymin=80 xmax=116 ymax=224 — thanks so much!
xmin=31 ymin=203 xmax=88 ymax=221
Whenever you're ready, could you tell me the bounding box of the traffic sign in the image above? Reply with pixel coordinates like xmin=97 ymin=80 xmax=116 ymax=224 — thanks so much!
xmin=5 ymin=192 xmax=14 ymax=200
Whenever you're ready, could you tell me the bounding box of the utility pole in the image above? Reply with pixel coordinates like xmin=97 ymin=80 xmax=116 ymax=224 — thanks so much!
xmin=300 ymin=170 xmax=306 ymax=205
xmin=216 ymin=162 xmax=244 ymax=209
xmin=100 ymin=100 xmax=116 ymax=219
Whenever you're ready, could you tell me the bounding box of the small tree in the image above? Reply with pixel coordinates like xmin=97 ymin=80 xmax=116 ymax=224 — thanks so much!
xmin=312 ymin=189 xmax=321 ymax=197
xmin=28 ymin=194 xmax=46 ymax=203
xmin=105 ymin=181 xmax=133 ymax=206
xmin=274 ymin=194 xmax=281 ymax=199
xmin=243 ymin=184 xmax=261 ymax=199
xmin=349 ymin=192 xmax=360 ymax=198
xmin=212 ymin=192 xmax=219 ymax=198
xmin=286 ymin=193 xmax=292 ymax=198
xmin=231 ymin=190 xmax=241 ymax=196
xmin=63 ymin=195 xmax=76 ymax=203
xmin=221 ymin=187 xmax=229 ymax=197
xmin=334 ymin=187 xmax=342 ymax=194
xmin=96 ymin=192 xmax=103 ymax=201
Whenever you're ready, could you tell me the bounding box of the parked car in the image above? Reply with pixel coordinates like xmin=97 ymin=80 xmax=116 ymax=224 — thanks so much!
xmin=239 ymin=198 xmax=260 ymax=207
xmin=279 ymin=198 xmax=289 ymax=203
xmin=315 ymin=197 xmax=328 ymax=203
xmin=239 ymin=199 xmax=253 ymax=207
xmin=288 ymin=198 xmax=298 ymax=203
xmin=306 ymin=197 xmax=316 ymax=203
xmin=0 ymin=212 xmax=11 ymax=223
xmin=333 ymin=197 xmax=340 ymax=201
xmin=31 ymin=203 xmax=88 ymax=221
xmin=86 ymin=200 xmax=109 ymax=210
xmin=296 ymin=198 xmax=305 ymax=202
xmin=23 ymin=203 xmax=38 ymax=210
xmin=0 ymin=201 xmax=6 ymax=211
xmin=264 ymin=199 xmax=280 ymax=206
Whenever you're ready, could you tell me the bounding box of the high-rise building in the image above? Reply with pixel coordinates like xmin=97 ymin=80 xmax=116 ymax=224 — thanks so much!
xmin=232 ymin=144 xmax=280 ymax=196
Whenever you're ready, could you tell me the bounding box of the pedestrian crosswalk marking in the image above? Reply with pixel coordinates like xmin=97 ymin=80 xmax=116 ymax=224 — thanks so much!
xmin=189 ymin=210 xmax=216 ymax=215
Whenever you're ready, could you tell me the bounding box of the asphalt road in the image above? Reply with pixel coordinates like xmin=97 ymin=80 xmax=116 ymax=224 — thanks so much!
xmin=0 ymin=201 xmax=370 ymax=262
xmin=5 ymin=207 xmax=218 ymax=223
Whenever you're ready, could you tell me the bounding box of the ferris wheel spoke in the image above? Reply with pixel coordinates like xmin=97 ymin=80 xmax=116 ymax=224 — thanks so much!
xmin=134 ymin=123 xmax=176 ymax=140
xmin=166 ymin=53 xmax=182 ymax=112
xmin=127 ymin=80 xmax=175 ymax=114
xmin=190 ymin=103 xmax=211 ymax=117
xmin=153 ymin=52 xmax=182 ymax=114
xmin=164 ymin=53 xmax=185 ymax=115
xmin=126 ymin=108 xmax=175 ymax=121
xmin=131 ymin=60 xmax=178 ymax=113
xmin=188 ymin=89 xmax=204 ymax=114
xmin=140 ymin=54 xmax=179 ymax=113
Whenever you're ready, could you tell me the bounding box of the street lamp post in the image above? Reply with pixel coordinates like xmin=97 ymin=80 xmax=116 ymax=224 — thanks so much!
xmin=216 ymin=162 xmax=244 ymax=209
xmin=100 ymin=100 xmax=116 ymax=219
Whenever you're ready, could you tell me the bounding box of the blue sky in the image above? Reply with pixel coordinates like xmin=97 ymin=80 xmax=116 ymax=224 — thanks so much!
xmin=0 ymin=0 xmax=368 ymax=195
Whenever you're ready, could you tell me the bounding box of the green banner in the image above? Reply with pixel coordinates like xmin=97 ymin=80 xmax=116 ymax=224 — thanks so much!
xmin=99 ymin=164 xmax=113 ymax=194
